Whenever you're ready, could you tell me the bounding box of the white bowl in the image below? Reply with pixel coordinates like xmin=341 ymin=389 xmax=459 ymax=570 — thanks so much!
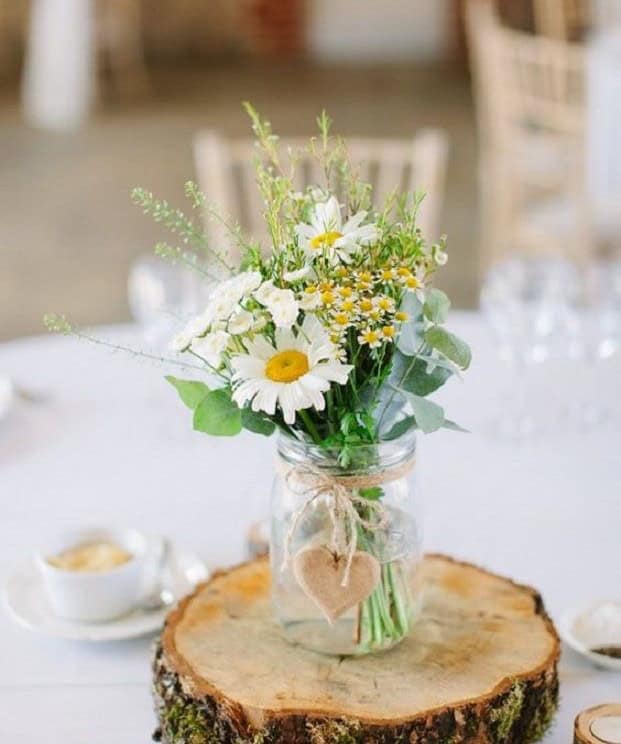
xmin=560 ymin=602 xmax=621 ymax=671
xmin=36 ymin=527 xmax=150 ymax=622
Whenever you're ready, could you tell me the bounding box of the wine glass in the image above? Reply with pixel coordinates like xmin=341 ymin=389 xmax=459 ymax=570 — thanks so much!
xmin=127 ymin=255 xmax=206 ymax=349
xmin=480 ymin=256 xmax=580 ymax=438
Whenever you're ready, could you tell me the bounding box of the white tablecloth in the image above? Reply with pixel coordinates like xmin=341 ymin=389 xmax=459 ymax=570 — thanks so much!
xmin=1 ymin=314 xmax=619 ymax=742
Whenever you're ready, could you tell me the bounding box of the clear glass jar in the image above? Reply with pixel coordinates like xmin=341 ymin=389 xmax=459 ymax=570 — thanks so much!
xmin=270 ymin=430 xmax=422 ymax=656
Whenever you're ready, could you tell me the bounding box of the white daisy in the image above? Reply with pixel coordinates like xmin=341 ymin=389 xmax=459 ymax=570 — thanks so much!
xmin=231 ymin=315 xmax=352 ymax=425
xmin=295 ymin=195 xmax=380 ymax=264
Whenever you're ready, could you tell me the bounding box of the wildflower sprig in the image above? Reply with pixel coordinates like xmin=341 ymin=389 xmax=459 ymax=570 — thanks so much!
xmin=48 ymin=106 xmax=470 ymax=450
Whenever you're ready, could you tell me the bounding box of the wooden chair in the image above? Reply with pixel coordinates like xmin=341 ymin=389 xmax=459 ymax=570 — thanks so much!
xmin=532 ymin=0 xmax=621 ymax=40
xmin=467 ymin=0 xmax=591 ymax=269
xmin=193 ymin=129 xmax=449 ymax=267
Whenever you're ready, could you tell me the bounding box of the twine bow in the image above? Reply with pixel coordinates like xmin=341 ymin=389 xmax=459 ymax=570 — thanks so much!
xmin=281 ymin=464 xmax=391 ymax=588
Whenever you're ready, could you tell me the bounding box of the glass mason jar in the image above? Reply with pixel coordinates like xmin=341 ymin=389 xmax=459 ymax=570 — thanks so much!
xmin=270 ymin=430 xmax=422 ymax=656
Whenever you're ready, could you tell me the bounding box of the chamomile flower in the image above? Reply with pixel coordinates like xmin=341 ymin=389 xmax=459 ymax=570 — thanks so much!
xmin=394 ymin=310 xmax=410 ymax=323
xmin=320 ymin=289 xmax=337 ymax=307
xmin=338 ymin=298 xmax=358 ymax=315
xmin=331 ymin=311 xmax=352 ymax=330
xmin=295 ymin=196 xmax=380 ymax=264
xmin=374 ymin=295 xmax=396 ymax=313
xmin=231 ymin=315 xmax=352 ymax=425
xmin=358 ymin=298 xmax=375 ymax=316
xmin=378 ymin=267 xmax=396 ymax=282
xmin=358 ymin=328 xmax=382 ymax=349
xmin=381 ymin=325 xmax=397 ymax=341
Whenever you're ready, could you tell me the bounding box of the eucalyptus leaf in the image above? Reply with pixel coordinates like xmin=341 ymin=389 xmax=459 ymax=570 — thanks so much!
xmin=381 ymin=415 xmax=416 ymax=441
xmin=241 ymin=408 xmax=276 ymax=436
xmin=193 ymin=389 xmax=242 ymax=436
xmin=401 ymin=391 xmax=445 ymax=434
xmin=423 ymin=288 xmax=451 ymax=324
xmin=398 ymin=354 xmax=452 ymax=396
xmin=424 ymin=327 xmax=472 ymax=370
xmin=165 ymin=376 xmax=210 ymax=409
xmin=396 ymin=294 xmax=425 ymax=355
xmin=442 ymin=419 xmax=469 ymax=433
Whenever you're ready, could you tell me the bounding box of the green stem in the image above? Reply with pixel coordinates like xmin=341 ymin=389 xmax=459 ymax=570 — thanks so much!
xmin=298 ymin=409 xmax=321 ymax=444
xmin=388 ymin=561 xmax=411 ymax=636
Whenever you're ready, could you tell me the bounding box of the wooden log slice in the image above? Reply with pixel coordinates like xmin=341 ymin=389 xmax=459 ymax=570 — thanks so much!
xmin=153 ymin=554 xmax=559 ymax=744
xmin=575 ymin=704 xmax=621 ymax=744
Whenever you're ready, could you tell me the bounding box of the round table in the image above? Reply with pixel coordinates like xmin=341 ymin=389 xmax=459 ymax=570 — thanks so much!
xmin=0 ymin=314 xmax=619 ymax=742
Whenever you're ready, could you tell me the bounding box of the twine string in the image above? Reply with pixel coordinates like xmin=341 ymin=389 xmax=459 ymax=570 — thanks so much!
xmin=281 ymin=458 xmax=414 ymax=587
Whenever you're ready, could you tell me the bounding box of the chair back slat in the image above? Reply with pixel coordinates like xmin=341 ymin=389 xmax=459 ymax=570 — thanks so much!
xmin=194 ymin=130 xmax=449 ymax=267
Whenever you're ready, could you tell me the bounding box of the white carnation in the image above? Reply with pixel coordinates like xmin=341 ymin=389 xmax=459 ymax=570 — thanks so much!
xmin=283 ymin=266 xmax=311 ymax=282
xmin=228 ymin=309 xmax=254 ymax=335
xmin=169 ymin=310 xmax=213 ymax=352
xmin=267 ymin=291 xmax=299 ymax=328
xmin=191 ymin=330 xmax=230 ymax=368
xmin=254 ymin=280 xmax=277 ymax=305
xmin=298 ymin=291 xmax=321 ymax=311
xmin=219 ymin=271 xmax=262 ymax=300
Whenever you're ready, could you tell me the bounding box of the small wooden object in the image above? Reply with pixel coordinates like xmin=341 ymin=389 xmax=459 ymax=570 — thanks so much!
xmin=575 ymin=704 xmax=621 ymax=744
xmin=154 ymin=554 xmax=560 ymax=743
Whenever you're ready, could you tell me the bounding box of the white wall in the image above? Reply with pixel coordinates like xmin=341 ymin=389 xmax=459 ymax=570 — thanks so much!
xmin=307 ymin=0 xmax=451 ymax=63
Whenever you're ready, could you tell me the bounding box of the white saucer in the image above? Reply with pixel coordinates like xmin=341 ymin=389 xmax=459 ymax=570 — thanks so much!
xmin=3 ymin=541 xmax=208 ymax=642
xmin=560 ymin=602 xmax=621 ymax=671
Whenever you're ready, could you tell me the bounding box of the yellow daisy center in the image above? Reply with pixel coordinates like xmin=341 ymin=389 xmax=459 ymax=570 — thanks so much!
xmin=339 ymin=286 xmax=353 ymax=298
xmin=362 ymin=330 xmax=380 ymax=345
xmin=382 ymin=325 xmax=396 ymax=338
xmin=310 ymin=231 xmax=343 ymax=250
xmin=395 ymin=311 xmax=409 ymax=322
xmin=359 ymin=299 xmax=373 ymax=312
xmin=333 ymin=313 xmax=349 ymax=326
xmin=341 ymin=299 xmax=355 ymax=313
xmin=406 ymin=276 xmax=420 ymax=289
xmin=377 ymin=297 xmax=392 ymax=311
xmin=265 ymin=350 xmax=309 ymax=383
xmin=321 ymin=291 xmax=336 ymax=305
xmin=397 ymin=267 xmax=411 ymax=277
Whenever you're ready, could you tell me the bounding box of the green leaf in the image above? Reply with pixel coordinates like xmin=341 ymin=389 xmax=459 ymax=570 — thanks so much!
xmin=241 ymin=408 xmax=276 ymax=436
xmin=397 ymin=353 xmax=452 ymax=397
xmin=423 ymin=288 xmax=451 ymax=324
xmin=193 ymin=389 xmax=242 ymax=436
xmin=359 ymin=486 xmax=383 ymax=500
xmin=442 ymin=419 xmax=469 ymax=433
xmin=381 ymin=415 xmax=416 ymax=441
xmin=424 ymin=327 xmax=472 ymax=370
xmin=402 ymin=392 xmax=445 ymax=434
xmin=165 ymin=376 xmax=210 ymax=410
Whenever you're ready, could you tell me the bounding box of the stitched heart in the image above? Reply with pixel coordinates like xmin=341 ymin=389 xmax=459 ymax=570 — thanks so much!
xmin=293 ymin=546 xmax=381 ymax=624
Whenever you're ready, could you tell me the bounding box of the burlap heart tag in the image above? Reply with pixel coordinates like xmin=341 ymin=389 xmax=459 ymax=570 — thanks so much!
xmin=293 ymin=546 xmax=381 ymax=624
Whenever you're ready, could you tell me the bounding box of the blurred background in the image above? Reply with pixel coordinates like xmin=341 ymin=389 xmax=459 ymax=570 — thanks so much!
xmin=1 ymin=0 xmax=620 ymax=362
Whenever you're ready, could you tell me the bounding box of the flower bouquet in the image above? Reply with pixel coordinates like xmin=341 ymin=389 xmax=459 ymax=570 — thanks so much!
xmin=46 ymin=106 xmax=470 ymax=655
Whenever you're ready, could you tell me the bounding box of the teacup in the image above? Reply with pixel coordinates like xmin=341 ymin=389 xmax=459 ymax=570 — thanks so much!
xmin=37 ymin=527 xmax=150 ymax=622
